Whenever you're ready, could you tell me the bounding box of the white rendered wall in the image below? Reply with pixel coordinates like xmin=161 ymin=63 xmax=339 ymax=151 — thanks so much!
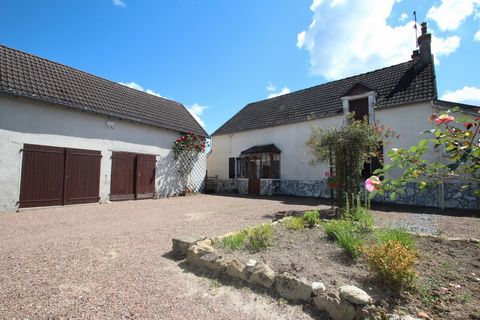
xmin=375 ymin=102 xmax=437 ymax=178
xmin=208 ymin=102 xmax=437 ymax=181
xmin=207 ymin=115 xmax=344 ymax=180
xmin=0 ymin=95 xmax=206 ymax=212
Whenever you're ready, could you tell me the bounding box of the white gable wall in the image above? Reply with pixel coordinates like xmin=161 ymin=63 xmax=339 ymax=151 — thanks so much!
xmin=0 ymin=95 xmax=206 ymax=212
xmin=208 ymin=101 xmax=437 ymax=180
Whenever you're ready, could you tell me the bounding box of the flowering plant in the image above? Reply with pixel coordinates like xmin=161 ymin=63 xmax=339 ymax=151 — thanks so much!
xmin=172 ymin=132 xmax=206 ymax=155
xmin=368 ymin=108 xmax=480 ymax=199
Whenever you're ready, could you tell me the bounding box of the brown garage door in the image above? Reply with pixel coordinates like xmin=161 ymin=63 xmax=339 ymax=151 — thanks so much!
xmin=19 ymin=144 xmax=102 ymax=208
xmin=110 ymin=152 xmax=156 ymax=201
xmin=64 ymin=148 xmax=102 ymax=205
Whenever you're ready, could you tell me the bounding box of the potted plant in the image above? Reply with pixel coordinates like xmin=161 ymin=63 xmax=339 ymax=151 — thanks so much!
xmin=325 ymin=171 xmax=337 ymax=190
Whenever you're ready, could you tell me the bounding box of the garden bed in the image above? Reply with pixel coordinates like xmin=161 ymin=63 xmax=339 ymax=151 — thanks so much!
xmin=213 ymin=224 xmax=480 ymax=320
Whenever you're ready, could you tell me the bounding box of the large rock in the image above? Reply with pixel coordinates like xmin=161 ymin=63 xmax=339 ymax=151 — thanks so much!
xmin=339 ymin=285 xmax=372 ymax=305
xmin=246 ymin=261 xmax=276 ymax=288
xmin=314 ymin=292 xmax=355 ymax=320
xmin=389 ymin=315 xmax=422 ymax=320
xmin=186 ymin=243 xmax=214 ymax=267
xmin=226 ymin=259 xmax=248 ymax=280
xmin=172 ymin=237 xmax=197 ymax=258
xmin=275 ymin=272 xmax=312 ymax=302
xmin=311 ymin=282 xmax=326 ymax=296
xmin=199 ymin=253 xmax=229 ymax=272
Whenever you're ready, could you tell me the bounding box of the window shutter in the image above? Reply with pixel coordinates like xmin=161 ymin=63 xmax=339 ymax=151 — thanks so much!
xmin=228 ymin=157 xmax=235 ymax=179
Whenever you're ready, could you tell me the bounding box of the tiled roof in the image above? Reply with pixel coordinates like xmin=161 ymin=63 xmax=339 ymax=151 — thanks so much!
xmin=240 ymin=144 xmax=281 ymax=155
xmin=434 ymin=99 xmax=480 ymax=111
xmin=0 ymin=45 xmax=207 ymax=137
xmin=213 ymin=59 xmax=437 ymax=135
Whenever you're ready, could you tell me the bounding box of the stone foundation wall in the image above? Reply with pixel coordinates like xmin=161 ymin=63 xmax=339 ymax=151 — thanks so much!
xmin=217 ymin=178 xmax=479 ymax=210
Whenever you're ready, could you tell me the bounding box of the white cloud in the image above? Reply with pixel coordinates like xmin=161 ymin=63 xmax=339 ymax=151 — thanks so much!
xmin=427 ymin=0 xmax=480 ymax=31
xmin=297 ymin=0 xmax=462 ymax=80
xmin=119 ymin=81 xmax=163 ymax=98
xmin=112 ymin=0 xmax=126 ymax=7
xmin=475 ymin=29 xmax=480 ymax=41
xmin=441 ymin=86 xmax=480 ymax=106
xmin=399 ymin=13 xmax=408 ymax=21
xmin=266 ymin=82 xmax=291 ymax=98
xmin=187 ymin=103 xmax=208 ymax=128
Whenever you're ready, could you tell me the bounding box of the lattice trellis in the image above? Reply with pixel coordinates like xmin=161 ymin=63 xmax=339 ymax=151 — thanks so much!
xmin=176 ymin=151 xmax=205 ymax=193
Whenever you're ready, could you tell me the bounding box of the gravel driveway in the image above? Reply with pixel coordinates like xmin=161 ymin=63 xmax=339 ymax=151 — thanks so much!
xmin=0 ymin=194 xmax=326 ymax=320
xmin=1 ymin=194 xmax=478 ymax=319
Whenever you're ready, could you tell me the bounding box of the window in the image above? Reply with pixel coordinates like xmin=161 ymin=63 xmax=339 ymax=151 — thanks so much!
xmin=361 ymin=142 xmax=383 ymax=179
xmin=235 ymin=153 xmax=280 ymax=179
xmin=349 ymin=98 xmax=369 ymax=121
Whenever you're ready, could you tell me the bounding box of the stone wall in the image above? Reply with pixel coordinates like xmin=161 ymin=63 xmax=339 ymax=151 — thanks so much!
xmin=217 ymin=178 xmax=479 ymax=210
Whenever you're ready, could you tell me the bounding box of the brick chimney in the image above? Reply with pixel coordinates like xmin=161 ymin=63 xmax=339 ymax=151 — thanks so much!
xmin=417 ymin=22 xmax=432 ymax=64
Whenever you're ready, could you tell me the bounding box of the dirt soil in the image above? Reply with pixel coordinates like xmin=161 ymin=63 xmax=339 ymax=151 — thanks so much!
xmin=215 ymin=225 xmax=480 ymax=320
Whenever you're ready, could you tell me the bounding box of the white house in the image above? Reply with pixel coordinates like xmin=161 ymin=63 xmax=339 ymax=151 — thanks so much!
xmin=0 ymin=44 xmax=207 ymax=212
xmin=207 ymin=23 xmax=479 ymax=209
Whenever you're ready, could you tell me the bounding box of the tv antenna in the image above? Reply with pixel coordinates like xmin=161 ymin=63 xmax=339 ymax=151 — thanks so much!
xmin=413 ymin=11 xmax=418 ymax=47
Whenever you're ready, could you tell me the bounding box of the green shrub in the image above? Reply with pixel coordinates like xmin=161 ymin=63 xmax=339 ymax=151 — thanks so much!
xmin=366 ymin=240 xmax=417 ymax=288
xmin=282 ymin=216 xmax=305 ymax=230
xmin=302 ymin=210 xmax=320 ymax=227
xmin=222 ymin=230 xmax=247 ymax=251
xmin=245 ymin=224 xmax=273 ymax=252
xmin=334 ymin=227 xmax=365 ymax=259
xmin=374 ymin=228 xmax=416 ymax=250
xmin=322 ymin=219 xmax=354 ymax=239
xmin=349 ymin=207 xmax=374 ymax=232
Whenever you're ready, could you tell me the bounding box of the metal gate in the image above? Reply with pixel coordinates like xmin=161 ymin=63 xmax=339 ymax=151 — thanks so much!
xmin=19 ymin=144 xmax=102 ymax=208
xmin=110 ymin=152 xmax=156 ymax=201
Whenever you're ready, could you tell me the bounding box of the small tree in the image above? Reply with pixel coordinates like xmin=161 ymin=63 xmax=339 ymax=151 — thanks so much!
xmin=306 ymin=115 xmax=395 ymax=207
xmin=369 ymin=108 xmax=480 ymax=198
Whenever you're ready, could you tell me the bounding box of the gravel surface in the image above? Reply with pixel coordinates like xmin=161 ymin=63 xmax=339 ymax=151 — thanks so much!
xmin=0 ymin=194 xmax=327 ymax=320
xmin=1 ymin=194 xmax=478 ymax=319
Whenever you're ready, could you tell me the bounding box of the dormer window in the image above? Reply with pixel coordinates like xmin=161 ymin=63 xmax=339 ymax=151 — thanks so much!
xmin=341 ymin=83 xmax=376 ymax=123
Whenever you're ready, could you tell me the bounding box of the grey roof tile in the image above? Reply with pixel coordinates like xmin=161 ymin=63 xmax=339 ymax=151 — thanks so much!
xmin=214 ymin=60 xmax=436 ymax=135
xmin=0 ymin=44 xmax=207 ymax=137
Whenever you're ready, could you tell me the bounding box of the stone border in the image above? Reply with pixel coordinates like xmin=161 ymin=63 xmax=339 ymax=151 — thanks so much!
xmin=173 ymin=230 xmax=473 ymax=319
xmin=172 ymin=223 xmax=479 ymax=320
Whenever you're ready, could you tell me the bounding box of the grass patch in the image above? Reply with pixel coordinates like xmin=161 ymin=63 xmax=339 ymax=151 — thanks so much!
xmin=334 ymin=226 xmax=365 ymax=259
xmin=222 ymin=231 xmax=247 ymax=251
xmin=302 ymin=210 xmax=320 ymax=227
xmin=374 ymin=228 xmax=416 ymax=250
xmin=282 ymin=216 xmax=305 ymax=230
xmin=245 ymin=224 xmax=273 ymax=252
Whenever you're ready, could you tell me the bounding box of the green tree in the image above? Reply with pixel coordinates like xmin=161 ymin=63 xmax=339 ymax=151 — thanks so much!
xmin=306 ymin=115 xmax=395 ymax=207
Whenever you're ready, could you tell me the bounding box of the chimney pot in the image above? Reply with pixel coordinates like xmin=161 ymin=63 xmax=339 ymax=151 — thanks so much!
xmin=417 ymin=22 xmax=432 ymax=64
xmin=421 ymin=22 xmax=427 ymax=36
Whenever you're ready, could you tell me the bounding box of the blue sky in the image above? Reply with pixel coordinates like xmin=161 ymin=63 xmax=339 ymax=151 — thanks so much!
xmin=1 ymin=0 xmax=479 ymax=134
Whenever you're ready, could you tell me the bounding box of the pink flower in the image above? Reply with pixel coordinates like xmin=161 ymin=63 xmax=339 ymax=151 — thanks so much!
xmin=365 ymin=176 xmax=381 ymax=193
xmin=324 ymin=171 xmax=330 ymax=177
xmin=435 ymin=114 xmax=455 ymax=124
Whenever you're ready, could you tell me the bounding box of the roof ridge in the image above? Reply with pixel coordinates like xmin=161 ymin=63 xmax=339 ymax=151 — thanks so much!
xmin=0 ymin=44 xmax=183 ymax=107
xmin=246 ymin=60 xmax=415 ymax=106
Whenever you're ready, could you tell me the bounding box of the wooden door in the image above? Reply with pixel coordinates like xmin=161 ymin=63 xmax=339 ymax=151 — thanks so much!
xmin=248 ymin=158 xmax=260 ymax=195
xmin=110 ymin=152 xmax=136 ymax=201
xmin=19 ymin=144 xmax=65 ymax=208
xmin=135 ymin=154 xmax=156 ymax=199
xmin=64 ymin=148 xmax=102 ymax=205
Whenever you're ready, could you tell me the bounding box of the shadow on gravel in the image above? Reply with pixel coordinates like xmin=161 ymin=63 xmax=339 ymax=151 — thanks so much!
xmin=174 ymin=260 xmax=330 ymax=320
xmin=205 ymin=193 xmax=479 ymax=218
